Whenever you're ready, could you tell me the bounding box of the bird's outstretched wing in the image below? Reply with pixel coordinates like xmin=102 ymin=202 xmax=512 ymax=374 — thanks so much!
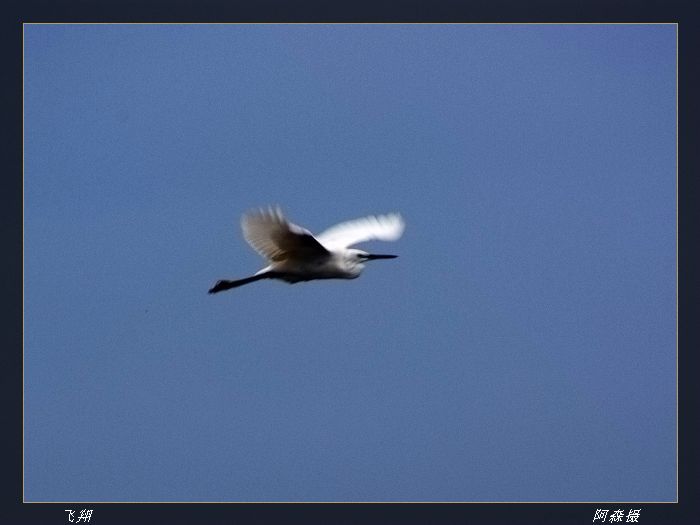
xmin=242 ymin=207 xmax=329 ymax=262
xmin=316 ymin=213 xmax=405 ymax=250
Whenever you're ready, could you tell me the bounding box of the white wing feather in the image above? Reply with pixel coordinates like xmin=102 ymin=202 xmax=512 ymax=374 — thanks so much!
xmin=241 ymin=207 xmax=328 ymax=262
xmin=316 ymin=213 xmax=405 ymax=250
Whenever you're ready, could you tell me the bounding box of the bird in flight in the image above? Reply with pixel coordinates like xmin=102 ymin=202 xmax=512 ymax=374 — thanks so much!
xmin=208 ymin=207 xmax=405 ymax=294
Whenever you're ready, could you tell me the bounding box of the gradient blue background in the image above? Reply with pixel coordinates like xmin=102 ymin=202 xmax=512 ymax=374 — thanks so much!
xmin=24 ymin=24 xmax=676 ymax=502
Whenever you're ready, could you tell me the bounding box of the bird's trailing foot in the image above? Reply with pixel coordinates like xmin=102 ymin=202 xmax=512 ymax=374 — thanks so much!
xmin=208 ymin=273 xmax=270 ymax=294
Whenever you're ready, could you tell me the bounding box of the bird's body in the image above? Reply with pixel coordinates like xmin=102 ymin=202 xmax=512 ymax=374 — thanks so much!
xmin=209 ymin=207 xmax=404 ymax=293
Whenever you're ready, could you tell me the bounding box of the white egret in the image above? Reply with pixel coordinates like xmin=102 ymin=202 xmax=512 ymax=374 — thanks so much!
xmin=209 ymin=207 xmax=405 ymax=293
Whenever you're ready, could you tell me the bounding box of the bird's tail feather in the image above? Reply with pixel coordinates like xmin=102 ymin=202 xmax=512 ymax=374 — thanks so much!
xmin=208 ymin=272 xmax=273 ymax=294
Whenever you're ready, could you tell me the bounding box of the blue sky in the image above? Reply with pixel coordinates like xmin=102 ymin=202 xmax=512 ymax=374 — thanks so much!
xmin=24 ymin=24 xmax=676 ymax=502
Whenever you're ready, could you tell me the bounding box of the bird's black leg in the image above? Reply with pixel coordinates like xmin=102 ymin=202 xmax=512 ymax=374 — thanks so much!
xmin=208 ymin=274 xmax=267 ymax=293
xmin=208 ymin=271 xmax=285 ymax=294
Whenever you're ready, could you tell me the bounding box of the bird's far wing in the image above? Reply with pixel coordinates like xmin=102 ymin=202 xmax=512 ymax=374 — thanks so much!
xmin=241 ymin=207 xmax=329 ymax=262
xmin=316 ymin=213 xmax=405 ymax=250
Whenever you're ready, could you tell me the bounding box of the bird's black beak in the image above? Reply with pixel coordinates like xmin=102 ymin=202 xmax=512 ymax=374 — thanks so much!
xmin=365 ymin=254 xmax=398 ymax=260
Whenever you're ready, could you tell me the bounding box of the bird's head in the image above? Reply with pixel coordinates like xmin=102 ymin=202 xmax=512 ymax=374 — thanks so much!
xmin=344 ymin=248 xmax=398 ymax=273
